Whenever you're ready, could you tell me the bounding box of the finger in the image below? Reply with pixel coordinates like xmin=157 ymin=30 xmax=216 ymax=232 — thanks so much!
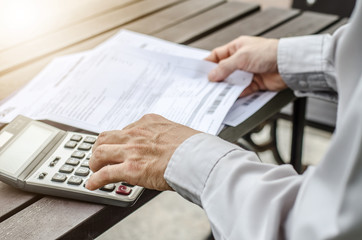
xmin=204 ymin=44 xmax=232 ymax=63
xmin=86 ymin=164 xmax=126 ymax=190
xmin=239 ymin=82 xmax=260 ymax=98
xmin=93 ymin=130 xmax=128 ymax=153
xmin=252 ymin=74 xmax=267 ymax=91
xmin=90 ymin=144 xmax=126 ymax=172
xmin=208 ymin=53 xmax=241 ymax=82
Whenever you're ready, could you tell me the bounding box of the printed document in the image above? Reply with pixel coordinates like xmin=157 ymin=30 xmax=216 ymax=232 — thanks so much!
xmin=97 ymin=30 xmax=278 ymax=126
xmin=0 ymin=45 xmax=251 ymax=134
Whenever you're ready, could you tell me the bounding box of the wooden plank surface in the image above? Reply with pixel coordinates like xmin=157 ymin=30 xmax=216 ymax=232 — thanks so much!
xmin=0 ymin=0 xmax=137 ymax=52
xmin=154 ymin=2 xmax=259 ymax=44
xmin=0 ymin=0 xmax=182 ymax=76
xmin=190 ymin=7 xmax=300 ymax=50
xmin=0 ymin=189 xmax=159 ymax=240
xmin=320 ymin=18 xmax=349 ymax=34
xmin=124 ymin=0 xmax=225 ymax=35
xmin=0 ymin=183 xmax=38 ymax=222
xmin=262 ymin=11 xmax=339 ymax=38
xmin=0 ymin=197 xmax=102 ymax=240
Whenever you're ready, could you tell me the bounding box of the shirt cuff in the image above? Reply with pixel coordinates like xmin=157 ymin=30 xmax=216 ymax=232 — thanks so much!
xmin=164 ymin=133 xmax=239 ymax=206
xmin=278 ymin=34 xmax=336 ymax=93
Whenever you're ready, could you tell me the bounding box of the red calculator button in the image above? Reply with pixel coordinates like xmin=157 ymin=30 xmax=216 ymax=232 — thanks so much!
xmin=116 ymin=185 xmax=132 ymax=195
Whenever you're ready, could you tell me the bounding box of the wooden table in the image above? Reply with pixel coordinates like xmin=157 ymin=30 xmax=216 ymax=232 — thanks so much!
xmin=0 ymin=0 xmax=346 ymax=239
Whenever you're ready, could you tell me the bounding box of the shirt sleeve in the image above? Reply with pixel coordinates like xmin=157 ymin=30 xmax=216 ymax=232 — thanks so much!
xmin=164 ymin=133 xmax=304 ymax=239
xmin=277 ymin=27 xmax=347 ymax=102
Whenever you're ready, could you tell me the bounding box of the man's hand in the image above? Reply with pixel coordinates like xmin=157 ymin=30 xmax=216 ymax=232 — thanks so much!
xmin=205 ymin=36 xmax=287 ymax=97
xmin=86 ymin=114 xmax=200 ymax=191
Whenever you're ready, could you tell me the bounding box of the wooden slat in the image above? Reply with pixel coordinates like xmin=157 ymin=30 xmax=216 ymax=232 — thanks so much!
xmin=0 ymin=0 xmax=137 ymax=52
xmin=124 ymin=0 xmax=225 ymax=35
xmin=189 ymin=8 xmax=300 ymax=50
xmin=0 ymin=190 xmax=159 ymax=240
xmin=0 ymin=0 xmax=182 ymax=76
xmin=262 ymin=11 xmax=339 ymax=38
xmin=0 ymin=183 xmax=37 ymax=222
xmin=153 ymin=2 xmax=259 ymax=44
xmin=0 ymin=197 xmax=103 ymax=239
xmin=320 ymin=18 xmax=349 ymax=34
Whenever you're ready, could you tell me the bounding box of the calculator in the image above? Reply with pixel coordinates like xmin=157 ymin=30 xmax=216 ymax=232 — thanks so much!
xmin=0 ymin=115 xmax=144 ymax=207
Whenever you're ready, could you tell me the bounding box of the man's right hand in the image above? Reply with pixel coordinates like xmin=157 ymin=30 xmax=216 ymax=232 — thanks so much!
xmin=205 ymin=36 xmax=288 ymax=97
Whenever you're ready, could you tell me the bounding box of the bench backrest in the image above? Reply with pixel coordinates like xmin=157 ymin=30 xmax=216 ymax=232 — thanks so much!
xmin=292 ymin=0 xmax=356 ymax=17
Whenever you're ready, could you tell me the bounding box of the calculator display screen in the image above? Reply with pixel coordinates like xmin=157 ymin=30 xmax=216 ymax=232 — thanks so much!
xmin=0 ymin=123 xmax=56 ymax=175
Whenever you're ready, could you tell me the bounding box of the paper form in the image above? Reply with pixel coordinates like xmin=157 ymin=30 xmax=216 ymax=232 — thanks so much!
xmin=0 ymin=46 xmax=251 ymax=135
xmin=96 ymin=29 xmax=210 ymax=59
xmin=98 ymin=30 xmax=278 ymax=127
xmin=0 ymin=53 xmax=88 ymax=122
xmin=223 ymin=91 xmax=277 ymax=127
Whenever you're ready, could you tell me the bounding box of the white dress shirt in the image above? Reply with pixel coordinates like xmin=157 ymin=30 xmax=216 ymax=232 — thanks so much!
xmin=165 ymin=0 xmax=362 ymax=239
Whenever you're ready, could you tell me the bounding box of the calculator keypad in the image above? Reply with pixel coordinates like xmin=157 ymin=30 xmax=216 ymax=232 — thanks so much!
xmin=50 ymin=134 xmax=93 ymax=185
xmin=37 ymin=134 xmax=136 ymax=199
xmin=28 ymin=132 xmax=141 ymax=206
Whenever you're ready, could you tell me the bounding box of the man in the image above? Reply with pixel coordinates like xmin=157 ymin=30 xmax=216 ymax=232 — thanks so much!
xmin=86 ymin=0 xmax=362 ymax=238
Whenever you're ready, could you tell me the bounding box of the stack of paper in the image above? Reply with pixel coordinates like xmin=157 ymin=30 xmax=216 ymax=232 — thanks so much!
xmin=0 ymin=30 xmax=276 ymax=135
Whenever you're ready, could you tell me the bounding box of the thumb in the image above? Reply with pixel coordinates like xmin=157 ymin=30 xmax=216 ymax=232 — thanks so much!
xmin=208 ymin=54 xmax=240 ymax=82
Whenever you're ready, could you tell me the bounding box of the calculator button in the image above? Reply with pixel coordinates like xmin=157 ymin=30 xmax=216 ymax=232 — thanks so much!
xmin=51 ymin=173 xmax=67 ymax=183
xmin=71 ymin=151 xmax=85 ymax=159
xmin=66 ymin=158 xmax=80 ymax=166
xmin=100 ymin=184 xmax=116 ymax=192
xmin=81 ymin=160 xmax=89 ymax=168
xmin=71 ymin=134 xmax=82 ymax=142
xmin=78 ymin=143 xmax=92 ymax=151
xmin=64 ymin=140 xmax=78 ymax=149
xmin=49 ymin=157 xmax=60 ymax=167
xmin=38 ymin=172 xmax=47 ymax=179
xmin=68 ymin=176 xmax=83 ymax=185
xmin=86 ymin=153 xmax=92 ymax=160
xmin=122 ymin=182 xmax=135 ymax=187
xmin=116 ymin=185 xmax=132 ymax=195
xmin=59 ymin=164 xmax=74 ymax=174
xmin=75 ymin=167 xmax=90 ymax=177
xmin=84 ymin=136 xmax=97 ymax=144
